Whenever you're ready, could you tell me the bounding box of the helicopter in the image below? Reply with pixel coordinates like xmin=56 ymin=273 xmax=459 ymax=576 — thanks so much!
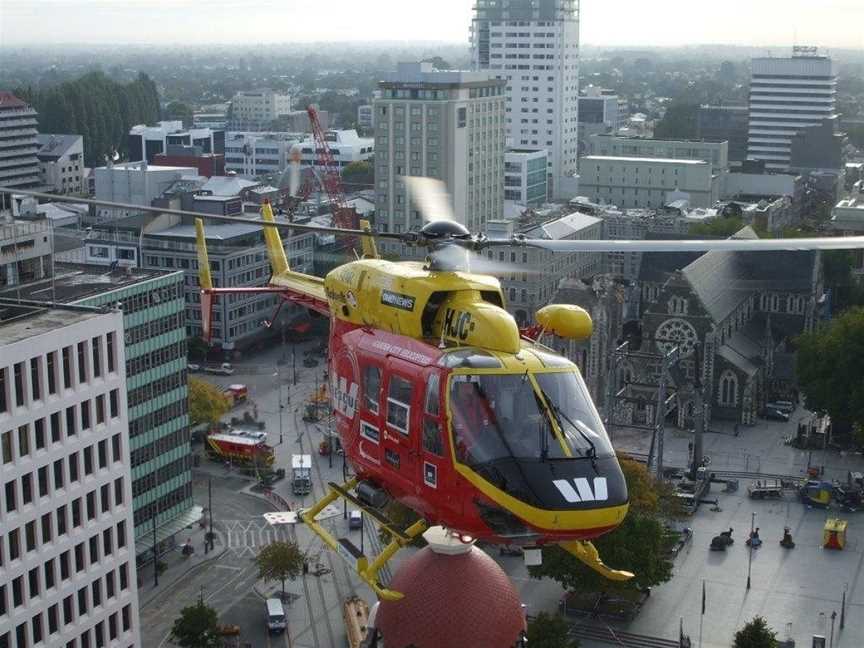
xmin=3 ymin=182 xmax=863 ymax=602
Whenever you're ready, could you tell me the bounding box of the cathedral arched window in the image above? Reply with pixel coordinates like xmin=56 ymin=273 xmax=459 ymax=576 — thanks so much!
xmin=668 ymin=295 xmax=688 ymax=315
xmin=718 ymin=370 xmax=738 ymax=407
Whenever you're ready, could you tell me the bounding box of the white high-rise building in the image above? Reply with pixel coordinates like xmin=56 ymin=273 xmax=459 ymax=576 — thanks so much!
xmin=0 ymin=92 xmax=41 ymax=193
xmin=471 ymin=0 xmax=580 ymax=199
xmin=374 ymin=62 xmax=506 ymax=235
xmin=747 ymin=48 xmax=838 ymax=171
xmin=0 ymin=304 xmax=141 ymax=648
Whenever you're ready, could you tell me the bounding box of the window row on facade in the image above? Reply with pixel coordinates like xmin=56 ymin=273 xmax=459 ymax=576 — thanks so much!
xmin=0 ymin=565 xmax=134 ymax=648
xmin=0 ymin=337 xmax=117 ymax=415
xmin=2 ymin=393 xmax=121 ymax=468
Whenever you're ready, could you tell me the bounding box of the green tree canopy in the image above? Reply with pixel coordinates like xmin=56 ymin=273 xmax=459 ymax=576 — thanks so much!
xmin=170 ymin=600 xmax=221 ymax=648
xmin=165 ymin=100 xmax=194 ymax=128
xmin=733 ymin=616 xmax=778 ymax=648
xmin=796 ymin=307 xmax=864 ymax=435
xmin=255 ymin=541 xmax=306 ymax=601
xmin=18 ymin=71 xmax=160 ymax=166
xmin=188 ymin=377 xmax=230 ymax=427
xmin=342 ymin=160 xmax=373 ymax=186
xmin=528 ymin=458 xmax=677 ymax=593
xmin=689 ymin=216 xmax=745 ymax=237
xmin=526 ymin=612 xmax=580 ymax=648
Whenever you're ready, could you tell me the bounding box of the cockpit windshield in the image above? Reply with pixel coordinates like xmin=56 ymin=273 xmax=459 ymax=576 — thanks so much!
xmin=449 ymin=370 xmax=614 ymax=468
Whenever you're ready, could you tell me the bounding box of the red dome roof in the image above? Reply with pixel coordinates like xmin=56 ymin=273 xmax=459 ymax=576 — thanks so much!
xmin=377 ymin=545 xmax=526 ymax=648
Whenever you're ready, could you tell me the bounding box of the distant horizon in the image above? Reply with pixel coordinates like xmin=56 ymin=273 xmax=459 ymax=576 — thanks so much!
xmin=2 ymin=0 xmax=863 ymax=50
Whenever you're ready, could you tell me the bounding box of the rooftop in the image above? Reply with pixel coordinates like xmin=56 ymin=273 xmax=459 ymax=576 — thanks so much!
xmin=146 ymin=221 xmax=262 ymax=240
xmin=201 ymin=175 xmax=258 ymax=196
xmin=0 ymin=263 xmax=173 ymax=304
xmin=524 ymin=211 xmax=602 ymax=240
xmin=0 ymin=91 xmax=29 ymax=110
xmin=582 ymin=155 xmax=708 ymax=165
xmin=381 ymin=62 xmax=503 ymax=87
xmin=36 ymin=134 xmax=82 ymax=160
xmin=0 ymin=304 xmax=108 ymax=345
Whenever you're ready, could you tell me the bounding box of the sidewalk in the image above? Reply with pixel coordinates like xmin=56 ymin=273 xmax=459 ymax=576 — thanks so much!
xmin=138 ymin=513 xmax=227 ymax=608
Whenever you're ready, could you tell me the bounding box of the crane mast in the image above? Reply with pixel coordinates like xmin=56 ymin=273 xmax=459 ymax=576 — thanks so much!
xmin=306 ymin=105 xmax=359 ymax=247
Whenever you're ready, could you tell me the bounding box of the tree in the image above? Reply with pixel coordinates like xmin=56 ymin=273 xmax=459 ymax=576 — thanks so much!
xmin=170 ymin=599 xmax=221 ymax=648
xmin=733 ymin=616 xmax=778 ymax=648
xmin=342 ymin=160 xmax=373 ymax=187
xmin=188 ymin=337 xmax=209 ymax=361
xmin=654 ymin=102 xmax=699 ymax=140
xmin=528 ymin=458 xmax=677 ymax=594
xmin=526 ymin=612 xmax=580 ymax=648
xmin=165 ymin=100 xmax=194 ymax=128
xmin=255 ymin=541 xmax=306 ymax=602
xmin=796 ymin=308 xmax=864 ymax=438
xmin=188 ymin=377 xmax=230 ymax=427
xmin=689 ymin=216 xmax=745 ymax=237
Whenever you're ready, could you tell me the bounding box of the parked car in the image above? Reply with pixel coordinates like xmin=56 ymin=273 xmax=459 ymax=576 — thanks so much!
xmin=762 ymin=407 xmax=790 ymax=422
xmin=767 ymin=400 xmax=795 ymax=414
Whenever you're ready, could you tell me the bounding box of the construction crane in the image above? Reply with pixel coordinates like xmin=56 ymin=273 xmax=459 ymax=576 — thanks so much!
xmin=306 ymin=105 xmax=359 ymax=248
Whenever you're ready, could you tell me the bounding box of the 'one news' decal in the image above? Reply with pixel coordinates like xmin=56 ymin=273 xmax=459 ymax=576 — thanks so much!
xmin=553 ymin=477 xmax=608 ymax=503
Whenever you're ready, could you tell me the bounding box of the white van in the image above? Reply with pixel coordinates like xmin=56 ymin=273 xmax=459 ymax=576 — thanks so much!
xmin=265 ymin=598 xmax=287 ymax=633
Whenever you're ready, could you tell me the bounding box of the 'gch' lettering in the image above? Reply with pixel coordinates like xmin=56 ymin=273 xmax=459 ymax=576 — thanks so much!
xmin=553 ymin=477 xmax=608 ymax=503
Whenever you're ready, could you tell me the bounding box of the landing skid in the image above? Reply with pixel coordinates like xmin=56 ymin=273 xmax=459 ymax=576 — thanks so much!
xmin=559 ymin=540 xmax=635 ymax=581
xmin=299 ymin=478 xmax=427 ymax=601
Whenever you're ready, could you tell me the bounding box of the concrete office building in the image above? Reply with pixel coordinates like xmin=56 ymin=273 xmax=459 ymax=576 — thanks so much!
xmin=229 ymin=90 xmax=292 ymax=130
xmin=374 ymin=62 xmax=505 ymax=236
xmin=357 ymin=104 xmax=374 ymax=131
xmin=505 ymin=148 xmax=548 ymax=205
xmin=578 ymin=89 xmax=620 ymax=131
xmin=142 ymin=222 xmax=314 ymax=350
xmin=0 ymin=219 xmax=53 ymax=289
xmin=36 ymin=135 xmax=85 ymax=195
xmin=747 ymin=49 xmax=838 ymax=171
xmin=128 ymin=121 xmax=224 ymax=165
xmin=93 ymin=162 xmax=199 ymax=218
xmin=0 ymin=304 xmax=141 ymax=648
xmin=0 ymin=92 xmax=41 ymax=194
xmin=697 ymin=105 xmax=749 ymax=166
xmin=586 ymin=134 xmax=730 ymax=171
xmin=0 ymin=265 xmax=198 ymax=557
xmin=224 ymin=131 xmax=300 ymax=178
xmin=471 ymin=0 xmax=580 ymax=198
xmin=580 ymin=155 xmax=719 ymax=209
xmin=486 ymin=211 xmax=602 ymax=324
xmin=296 ymin=130 xmax=374 ymax=169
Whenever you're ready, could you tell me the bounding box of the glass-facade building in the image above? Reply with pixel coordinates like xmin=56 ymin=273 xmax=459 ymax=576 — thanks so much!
xmin=74 ymin=270 xmax=195 ymax=555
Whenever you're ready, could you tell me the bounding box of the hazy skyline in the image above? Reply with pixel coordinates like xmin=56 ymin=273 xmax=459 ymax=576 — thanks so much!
xmin=1 ymin=0 xmax=863 ymax=50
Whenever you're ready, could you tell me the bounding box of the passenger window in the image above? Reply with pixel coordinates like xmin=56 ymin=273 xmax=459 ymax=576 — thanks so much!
xmin=423 ymin=419 xmax=444 ymax=456
xmin=387 ymin=376 xmax=412 ymax=434
xmin=363 ymin=366 xmax=381 ymax=414
xmin=424 ymin=374 xmax=440 ymax=416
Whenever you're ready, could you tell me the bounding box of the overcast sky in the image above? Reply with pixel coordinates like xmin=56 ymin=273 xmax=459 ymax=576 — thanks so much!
xmin=1 ymin=0 xmax=863 ymax=49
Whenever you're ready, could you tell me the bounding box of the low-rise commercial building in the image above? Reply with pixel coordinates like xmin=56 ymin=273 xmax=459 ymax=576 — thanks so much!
xmin=0 ymin=303 xmax=142 ymax=648
xmin=296 ymin=129 xmax=374 ymax=169
xmin=0 ymin=219 xmax=53 ymax=288
xmin=587 ymin=134 xmax=729 ymax=171
xmin=224 ymin=131 xmax=300 ymax=178
xmin=579 ymin=155 xmax=719 ymax=209
xmin=128 ymin=121 xmax=224 ymax=164
xmin=37 ymin=134 xmax=85 ymax=195
xmin=93 ymin=162 xmax=199 ymax=218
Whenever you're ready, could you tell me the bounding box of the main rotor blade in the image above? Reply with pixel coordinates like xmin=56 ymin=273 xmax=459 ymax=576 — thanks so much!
xmin=403 ymin=176 xmax=456 ymax=223
xmin=486 ymin=236 xmax=864 ymax=253
xmin=0 ymin=187 xmax=404 ymax=240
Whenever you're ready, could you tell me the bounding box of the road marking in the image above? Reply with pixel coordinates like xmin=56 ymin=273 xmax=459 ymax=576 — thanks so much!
xmin=213 ymin=564 xmax=242 ymax=571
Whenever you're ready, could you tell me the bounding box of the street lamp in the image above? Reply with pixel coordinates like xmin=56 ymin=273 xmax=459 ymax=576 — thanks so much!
xmin=747 ymin=511 xmax=755 ymax=590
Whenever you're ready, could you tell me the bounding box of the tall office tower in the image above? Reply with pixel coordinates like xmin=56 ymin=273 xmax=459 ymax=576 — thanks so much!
xmin=0 ymin=304 xmax=141 ymax=648
xmin=374 ymin=62 xmax=506 ymax=236
xmin=471 ymin=0 xmax=580 ymax=198
xmin=0 ymin=92 xmax=41 ymax=196
xmin=747 ymin=48 xmax=838 ymax=171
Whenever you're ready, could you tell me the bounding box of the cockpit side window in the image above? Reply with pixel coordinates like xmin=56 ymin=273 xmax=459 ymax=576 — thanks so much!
xmin=362 ymin=365 xmax=381 ymax=414
xmin=423 ymin=373 xmax=444 ymax=456
xmin=387 ymin=375 xmax=412 ymax=435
